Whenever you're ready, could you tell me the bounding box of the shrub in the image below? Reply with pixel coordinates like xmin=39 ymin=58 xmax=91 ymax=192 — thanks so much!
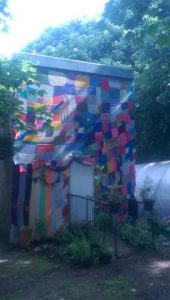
xmin=70 ymin=222 xmax=91 ymax=239
xmin=97 ymin=232 xmax=113 ymax=264
xmin=118 ymin=223 xmax=152 ymax=248
xmin=95 ymin=213 xmax=112 ymax=232
xmin=67 ymin=236 xmax=94 ymax=267
xmin=54 ymin=228 xmax=74 ymax=246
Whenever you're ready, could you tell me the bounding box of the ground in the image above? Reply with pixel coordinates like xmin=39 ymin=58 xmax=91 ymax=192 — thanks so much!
xmin=0 ymin=243 xmax=170 ymax=300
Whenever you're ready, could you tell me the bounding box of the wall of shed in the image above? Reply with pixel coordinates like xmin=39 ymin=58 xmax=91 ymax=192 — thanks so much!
xmin=11 ymin=62 xmax=135 ymax=242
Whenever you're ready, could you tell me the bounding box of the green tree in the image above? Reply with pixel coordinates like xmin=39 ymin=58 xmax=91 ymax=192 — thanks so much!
xmin=25 ymin=19 xmax=125 ymax=64
xmin=0 ymin=2 xmax=48 ymax=241
xmin=0 ymin=58 xmax=37 ymax=128
xmin=104 ymin=0 xmax=170 ymax=162
xmin=0 ymin=0 xmax=11 ymax=31
xmin=0 ymin=59 xmax=39 ymax=236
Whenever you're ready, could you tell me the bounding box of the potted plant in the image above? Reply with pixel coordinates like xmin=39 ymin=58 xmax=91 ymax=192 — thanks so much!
xmin=20 ymin=225 xmax=32 ymax=248
xmin=140 ymin=177 xmax=155 ymax=211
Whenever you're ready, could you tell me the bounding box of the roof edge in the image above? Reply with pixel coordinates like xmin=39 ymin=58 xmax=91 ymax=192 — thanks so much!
xmin=13 ymin=52 xmax=134 ymax=80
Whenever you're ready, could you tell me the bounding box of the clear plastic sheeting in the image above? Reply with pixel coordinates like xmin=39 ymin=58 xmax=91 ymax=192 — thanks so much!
xmin=135 ymin=161 xmax=170 ymax=218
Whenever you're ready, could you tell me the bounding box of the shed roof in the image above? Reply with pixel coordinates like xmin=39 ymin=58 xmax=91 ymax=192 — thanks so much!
xmin=14 ymin=52 xmax=134 ymax=80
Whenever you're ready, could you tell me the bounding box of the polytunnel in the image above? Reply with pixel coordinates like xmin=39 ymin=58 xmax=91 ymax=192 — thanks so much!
xmin=135 ymin=161 xmax=170 ymax=218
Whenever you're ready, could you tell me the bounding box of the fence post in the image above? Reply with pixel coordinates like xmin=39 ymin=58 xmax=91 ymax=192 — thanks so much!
xmin=113 ymin=213 xmax=118 ymax=259
xmin=86 ymin=198 xmax=88 ymax=222
xmin=68 ymin=193 xmax=71 ymax=229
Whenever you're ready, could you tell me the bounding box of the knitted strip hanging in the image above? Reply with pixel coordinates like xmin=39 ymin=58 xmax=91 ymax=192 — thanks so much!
xmin=11 ymin=163 xmax=69 ymax=241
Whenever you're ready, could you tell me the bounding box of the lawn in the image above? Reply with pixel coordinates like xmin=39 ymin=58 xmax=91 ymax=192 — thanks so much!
xmin=0 ymin=244 xmax=170 ymax=300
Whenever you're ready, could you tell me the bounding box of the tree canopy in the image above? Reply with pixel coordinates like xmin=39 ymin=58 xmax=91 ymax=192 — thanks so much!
xmin=0 ymin=58 xmax=38 ymax=128
xmin=0 ymin=0 xmax=23 ymax=129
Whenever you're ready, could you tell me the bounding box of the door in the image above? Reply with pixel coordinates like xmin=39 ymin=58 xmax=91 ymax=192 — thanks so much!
xmin=69 ymin=161 xmax=94 ymax=224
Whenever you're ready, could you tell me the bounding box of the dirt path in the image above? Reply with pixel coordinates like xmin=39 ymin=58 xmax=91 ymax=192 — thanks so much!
xmin=0 ymin=244 xmax=170 ymax=300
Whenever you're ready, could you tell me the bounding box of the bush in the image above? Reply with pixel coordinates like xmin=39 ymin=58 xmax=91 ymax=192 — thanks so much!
xmin=97 ymin=232 xmax=113 ymax=264
xmin=70 ymin=222 xmax=91 ymax=239
xmin=54 ymin=228 xmax=74 ymax=246
xmin=119 ymin=223 xmax=152 ymax=248
xmin=67 ymin=236 xmax=94 ymax=267
xmin=95 ymin=213 xmax=112 ymax=232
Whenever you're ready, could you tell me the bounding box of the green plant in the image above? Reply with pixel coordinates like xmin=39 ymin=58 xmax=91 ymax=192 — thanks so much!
xmin=54 ymin=228 xmax=74 ymax=246
xmin=97 ymin=185 xmax=123 ymax=203
xmin=97 ymin=232 xmax=113 ymax=264
xmin=148 ymin=215 xmax=170 ymax=238
xmin=95 ymin=213 xmax=112 ymax=232
xmin=96 ymin=185 xmax=124 ymax=215
xmin=67 ymin=236 xmax=94 ymax=267
xmin=119 ymin=223 xmax=152 ymax=248
xmin=35 ymin=220 xmax=47 ymax=239
xmin=140 ymin=176 xmax=153 ymax=200
xmin=70 ymin=222 xmax=91 ymax=240
xmin=109 ymin=186 xmax=124 ymax=204
xmin=94 ymin=164 xmax=105 ymax=196
xmin=140 ymin=177 xmax=155 ymax=211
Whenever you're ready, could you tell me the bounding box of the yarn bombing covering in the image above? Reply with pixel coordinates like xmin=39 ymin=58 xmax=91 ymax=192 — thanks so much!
xmin=13 ymin=69 xmax=135 ymax=198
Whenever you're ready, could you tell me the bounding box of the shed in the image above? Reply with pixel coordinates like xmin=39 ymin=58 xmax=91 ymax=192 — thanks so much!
xmin=10 ymin=53 xmax=135 ymax=242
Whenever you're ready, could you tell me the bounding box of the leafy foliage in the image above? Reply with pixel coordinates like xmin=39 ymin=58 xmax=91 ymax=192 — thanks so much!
xmin=54 ymin=228 xmax=74 ymax=246
xmin=35 ymin=219 xmax=47 ymax=239
xmin=67 ymin=235 xmax=94 ymax=267
xmin=95 ymin=212 xmax=112 ymax=232
xmin=97 ymin=232 xmax=113 ymax=255
xmin=119 ymin=223 xmax=152 ymax=248
xmin=25 ymin=19 xmax=126 ymax=65
xmin=0 ymin=58 xmax=37 ymax=128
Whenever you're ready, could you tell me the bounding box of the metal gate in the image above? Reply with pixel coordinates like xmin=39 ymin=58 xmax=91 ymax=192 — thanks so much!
xmin=68 ymin=194 xmax=154 ymax=251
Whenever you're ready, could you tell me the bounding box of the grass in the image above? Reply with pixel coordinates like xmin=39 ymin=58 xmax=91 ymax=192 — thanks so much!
xmin=97 ymin=276 xmax=137 ymax=300
xmin=0 ymin=250 xmax=138 ymax=300
xmin=16 ymin=255 xmax=56 ymax=273
xmin=0 ymin=253 xmax=56 ymax=276
xmin=2 ymin=244 xmax=170 ymax=300
xmin=57 ymin=283 xmax=81 ymax=299
xmin=56 ymin=276 xmax=137 ymax=300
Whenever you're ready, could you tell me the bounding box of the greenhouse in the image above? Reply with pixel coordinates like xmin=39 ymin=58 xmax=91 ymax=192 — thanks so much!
xmin=136 ymin=161 xmax=170 ymax=218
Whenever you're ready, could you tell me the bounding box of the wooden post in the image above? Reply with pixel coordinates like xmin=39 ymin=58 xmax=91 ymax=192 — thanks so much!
xmin=0 ymin=126 xmax=13 ymax=243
